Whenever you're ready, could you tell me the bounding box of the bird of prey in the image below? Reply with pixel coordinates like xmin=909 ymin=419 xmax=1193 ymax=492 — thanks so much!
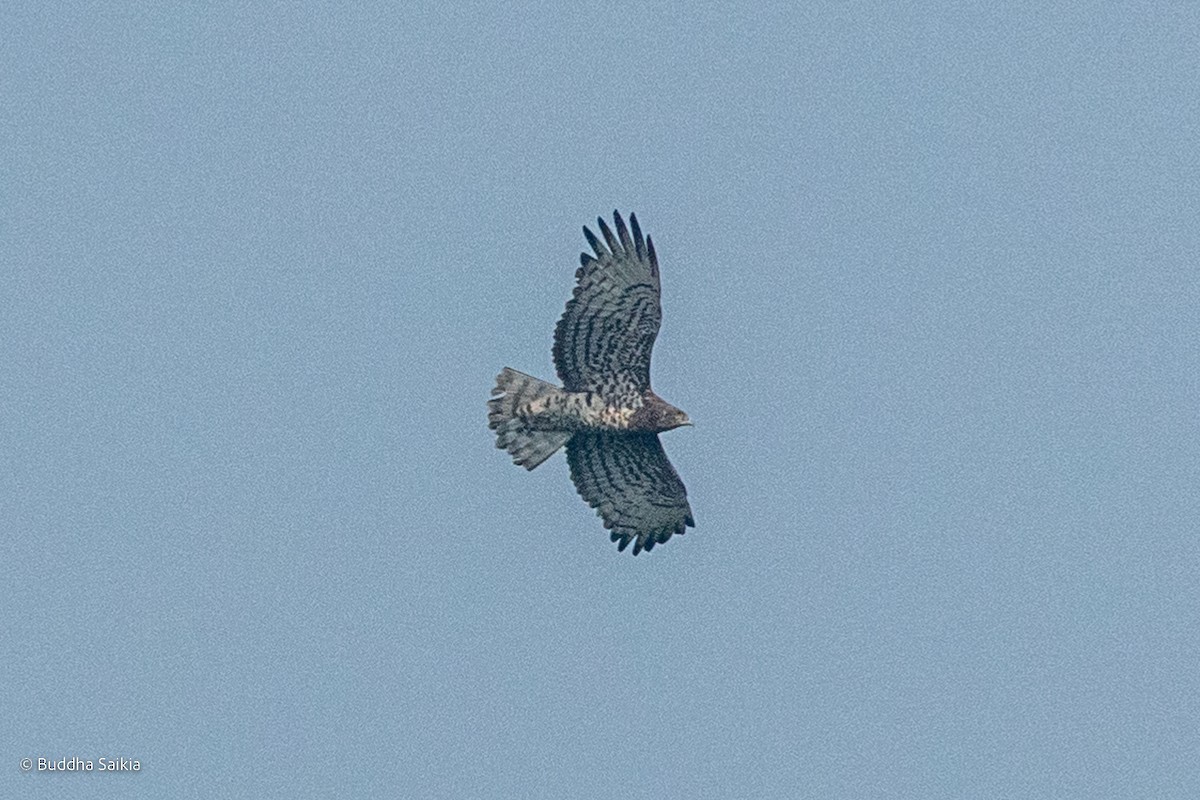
xmin=488 ymin=210 xmax=694 ymax=554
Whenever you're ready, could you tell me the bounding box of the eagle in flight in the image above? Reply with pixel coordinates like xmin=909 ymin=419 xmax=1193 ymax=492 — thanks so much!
xmin=488 ymin=210 xmax=694 ymax=554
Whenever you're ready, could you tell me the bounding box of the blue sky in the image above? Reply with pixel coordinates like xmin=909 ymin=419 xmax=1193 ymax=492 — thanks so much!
xmin=3 ymin=3 xmax=1197 ymax=798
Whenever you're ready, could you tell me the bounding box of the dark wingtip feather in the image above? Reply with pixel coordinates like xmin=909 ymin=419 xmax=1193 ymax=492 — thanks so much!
xmin=583 ymin=225 xmax=607 ymax=258
xmin=629 ymin=213 xmax=645 ymax=258
xmin=597 ymin=216 xmax=620 ymax=255
xmin=613 ymin=211 xmax=634 ymax=256
xmin=646 ymin=235 xmax=658 ymax=276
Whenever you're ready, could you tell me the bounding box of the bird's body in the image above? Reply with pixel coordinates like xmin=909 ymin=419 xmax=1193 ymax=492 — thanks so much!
xmin=488 ymin=211 xmax=694 ymax=555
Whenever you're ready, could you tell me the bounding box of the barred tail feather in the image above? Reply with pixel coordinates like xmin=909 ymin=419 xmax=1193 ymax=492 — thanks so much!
xmin=488 ymin=368 xmax=571 ymax=470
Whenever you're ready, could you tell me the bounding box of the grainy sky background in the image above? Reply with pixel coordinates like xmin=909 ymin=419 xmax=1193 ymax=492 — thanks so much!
xmin=3 ymin=2 xmax=1198 ymax=798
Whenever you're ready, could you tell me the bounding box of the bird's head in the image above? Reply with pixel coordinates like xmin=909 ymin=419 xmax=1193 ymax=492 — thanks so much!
xmin=655 ymin=403 xmax=692 ymax=432
xmin=630 ymin=394 xmax=692 ymax=433
xmin=668 ymin=409 xmax=692 ymax=430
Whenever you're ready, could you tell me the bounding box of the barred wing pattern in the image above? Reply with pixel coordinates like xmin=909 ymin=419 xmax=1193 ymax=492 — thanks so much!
xmin=566 ymin=432 xmax=694 ymax=555
xmin=552 ymin=211 xmax=662 ymax=407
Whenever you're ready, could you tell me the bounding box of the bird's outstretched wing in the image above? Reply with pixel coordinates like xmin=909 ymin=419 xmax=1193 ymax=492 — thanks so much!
xmin=552 ymin=210 xmax=662 ymax=407
xmin=566 ymin=432 xmax=693 ymax=555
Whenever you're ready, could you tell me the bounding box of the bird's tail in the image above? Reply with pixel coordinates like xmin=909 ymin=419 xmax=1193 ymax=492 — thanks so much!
xmin=488 ymin=368 xmax=572 ymax=470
